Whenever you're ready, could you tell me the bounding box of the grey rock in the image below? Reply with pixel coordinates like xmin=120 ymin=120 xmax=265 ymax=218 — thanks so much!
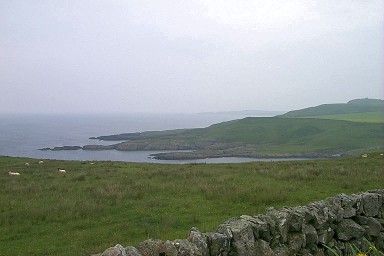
xmin=219 ymin=218 xmax=256 ymax=255
xmin=137 ymin=239 xmax=163 ymax=256
xmin=203 ymin=232 xmax=230 ymax=256
xmin=287 ymin=232 xmax=306 ymax=253
xmin=362 ymin=193 xmax=380 ymax=217
xmin=268 ymin=211 xmax=289 ymax=243
xmin=188 ymin=227 xmax=208 ymax=256
xmin=355 ymin=215 xmax=382 ymax=237
xmin=102 ymin=244 xmax=127 ymax=256
xmin=161 ymin=240 xmax=178 ymax=256
xmin=240 ymin=215 xmax=269 ymax=241
xmin=303 ymin=224 xmax=318 ymax=246
xmin=254 ymin=239 xmax=274 ymax=256
xmin=317 ymin=228 xmax=334 ymax=244
xmin=335 ymin=219 xmax=365 ymax=241
xmin=173 ymin=239 xmax=202 ymax=256
xmin=125 ymin=246 xmax=142 ymax=256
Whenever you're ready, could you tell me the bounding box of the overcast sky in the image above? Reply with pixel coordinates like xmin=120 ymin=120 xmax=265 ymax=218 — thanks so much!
xmin=1 ymin=0 xmax=383 ymax=114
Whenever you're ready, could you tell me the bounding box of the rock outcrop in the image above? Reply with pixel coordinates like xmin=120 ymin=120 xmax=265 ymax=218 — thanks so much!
xmin=93 ymin=189 xmax=384 ymax=256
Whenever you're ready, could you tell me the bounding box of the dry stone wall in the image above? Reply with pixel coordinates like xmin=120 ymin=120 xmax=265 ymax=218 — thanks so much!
xmin=94 ymin=189 xmax=384 ymax=256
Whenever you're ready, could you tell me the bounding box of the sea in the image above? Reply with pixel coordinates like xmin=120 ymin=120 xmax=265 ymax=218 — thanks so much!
xmin=0 ymin=111 xmax=308 ymax=164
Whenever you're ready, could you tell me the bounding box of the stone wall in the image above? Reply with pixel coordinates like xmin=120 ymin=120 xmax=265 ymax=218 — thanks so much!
xmin=95 ymin=189 xmax=384 ymax=256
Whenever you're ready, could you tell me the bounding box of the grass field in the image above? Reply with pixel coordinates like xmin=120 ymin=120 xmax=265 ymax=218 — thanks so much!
xmin=1 ymin=154 xmax=383 ymax=255
xmin=298 ymin=111 xmax=384 ymax=123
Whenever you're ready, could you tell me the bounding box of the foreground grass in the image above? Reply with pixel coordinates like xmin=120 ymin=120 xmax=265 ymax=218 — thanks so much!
xmin=0 ymin=154 xmax=383 ymax=256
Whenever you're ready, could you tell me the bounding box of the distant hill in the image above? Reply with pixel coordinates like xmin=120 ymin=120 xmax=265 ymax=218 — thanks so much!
xmin=279 ymin=98 xmax=384 ymax=119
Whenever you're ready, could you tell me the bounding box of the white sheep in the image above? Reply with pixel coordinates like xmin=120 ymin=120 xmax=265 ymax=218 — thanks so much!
xmin=8 ymin=171 xmax=20 ymax=176
xmin=58 ymin=168 xmax=66 ymax=173
xmin=25 ymin=162 xmax=30 ymax=167
xmin=38 ymin=161 xmax=44 ymax=164
xmin=361 ymin=154 xmax=368 ymax=158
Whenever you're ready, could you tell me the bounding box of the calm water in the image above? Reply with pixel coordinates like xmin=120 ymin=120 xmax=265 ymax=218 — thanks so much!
xmin=0 ymin=112 xmax=306 ymax=164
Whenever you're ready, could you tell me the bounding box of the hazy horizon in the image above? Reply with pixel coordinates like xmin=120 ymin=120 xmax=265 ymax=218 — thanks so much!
xmin=1 ymin=1 xmax=383 ymax=114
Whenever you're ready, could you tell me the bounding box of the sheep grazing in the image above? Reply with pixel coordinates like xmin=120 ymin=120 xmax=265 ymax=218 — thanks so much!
xmin=8 ymin=171 xmax=20 ymax=176
xmin=58 ymin=168 xmax=66 ymax=173
xmin=38 ymin=161 xmax=44 ymax=164
xmin=361 ymin=154 xmax=368 ymax=158
xmin=25 ymin=162 xmax=30 ymax=167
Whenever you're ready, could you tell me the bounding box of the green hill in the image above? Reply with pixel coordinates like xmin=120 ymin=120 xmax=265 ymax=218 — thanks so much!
xmin=279 ymin=98 xmax=384 ymax=120
xmin=82 ymin=98 xmax=384 ymax=159
xmin=92 ymin=117 xmax=384 ymax=159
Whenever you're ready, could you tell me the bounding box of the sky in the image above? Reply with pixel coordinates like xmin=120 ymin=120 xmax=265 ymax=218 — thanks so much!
xmin=1 ymin=0 xmax=383 ymax=114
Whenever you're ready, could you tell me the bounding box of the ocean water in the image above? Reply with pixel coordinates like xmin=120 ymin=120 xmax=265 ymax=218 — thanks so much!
xmin=0 ymin=112 xmax=299 ymax=164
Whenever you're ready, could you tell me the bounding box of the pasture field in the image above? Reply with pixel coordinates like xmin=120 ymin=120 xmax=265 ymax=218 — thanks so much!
xmin=300 ymin=111 xmax=384 ymax=123
xmin=1 ymin=154 xmax=383 ymax=255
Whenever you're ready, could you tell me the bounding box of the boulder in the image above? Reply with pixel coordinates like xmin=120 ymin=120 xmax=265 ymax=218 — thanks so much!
xmin=203 ymin=232 xmax=230 ymax=256
xmin=240 ymin=215 xmax=269 ymax=240
xmin=317 ymin=228 xmax=334 ymax=245
xmin=287 ymin=232 xmax=306 ymax=254
xmin=188 ymin=227 xmax=208 ymax=256
xmin=137 ymin=239 xmax=163 ymax=256
xmin=355 ymin=216 xmax=382 ymax=237
xmin=101 ymin=244 xmax=127 ymax=256
xmin=303 ymin=224 xmax=318 ymax=246
xmin=362 ymin=193 xmax=380 ymax=217
xmin=173 ymin=239 xmax=202 ymax=256
xmin=125 ymin=246 xmax=142 ymax=256
xmin=335 ymin=219 xmax=365 ymax=241
xmin=254 ymin=239 xmax=274 ymax=256
xmin=218 ymin=218 xmax=256 ymax=255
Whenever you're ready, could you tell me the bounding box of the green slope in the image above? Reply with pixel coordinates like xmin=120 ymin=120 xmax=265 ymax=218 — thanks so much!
xmin=109 ymin=117 xmax=384 ymax=156
xmin=91 ymin=98 xmax=384 ymax=158
xmin=280 ymin=98 xmax=384 ymax=118
xmin=300 ymin=111 xmax=384 ymax=123
xmin=198 ymin=117 xmax=383 ymax=150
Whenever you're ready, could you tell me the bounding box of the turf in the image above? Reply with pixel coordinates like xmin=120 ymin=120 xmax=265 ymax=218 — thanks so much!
xmin=1 ymin=154 xmax=383 ymax=255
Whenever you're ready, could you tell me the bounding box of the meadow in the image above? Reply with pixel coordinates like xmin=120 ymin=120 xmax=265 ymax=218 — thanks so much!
xmin=0 ymin=153 xmax=383 ymax=255
xmin=300 ymin=111 xmax=384 ymax=123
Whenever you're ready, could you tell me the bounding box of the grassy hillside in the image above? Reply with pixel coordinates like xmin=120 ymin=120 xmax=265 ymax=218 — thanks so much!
xmin=107 ymin=117 xmax=384 ymax=157
xmin=280 ymin=98 xmax=384 ymax=118
xmin=0 ymin=154 xmax=383 ymax=255
xmin=299 ymin=111 xmax=384 ymax=123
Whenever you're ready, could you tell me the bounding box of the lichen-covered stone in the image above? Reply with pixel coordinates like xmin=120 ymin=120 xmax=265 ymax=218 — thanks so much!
xmin=317 ymin=228 xmax=334 ymax=244
xmin=137 ymin=239 xmax=163 ymax=256
xmin=303 ymin=225 xmax=318 ymax=246
xmin=362 ymin=193 xmax=380 ymax=217
xmin=102 ymin=244 xmax=127 ymax=256
xmin=125 ymin=246 xmax=142 ymax=256
xmin=173 ymin=239 xmax=202 ymax=256
xmin=203 ymin=232 xmax=230 ymax=256
xmin=188 ymin=227 xmax=208 ymax=256
xmin=254 ymin=239 xmax=274 ymax=256
xmin=335 ymin=219 xmax=365 ymax=241
xmin=287 ymin=232 xmax=305 ymax=253
xmin=218 ymin=218 xmax=256 ymax=255
xmin=240 ymin=215 xmax=269 ymax=240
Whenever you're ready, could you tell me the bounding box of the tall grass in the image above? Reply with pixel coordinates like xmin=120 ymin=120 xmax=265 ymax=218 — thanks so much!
xmin=0 ymin=153 xmax=383 ymax=255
